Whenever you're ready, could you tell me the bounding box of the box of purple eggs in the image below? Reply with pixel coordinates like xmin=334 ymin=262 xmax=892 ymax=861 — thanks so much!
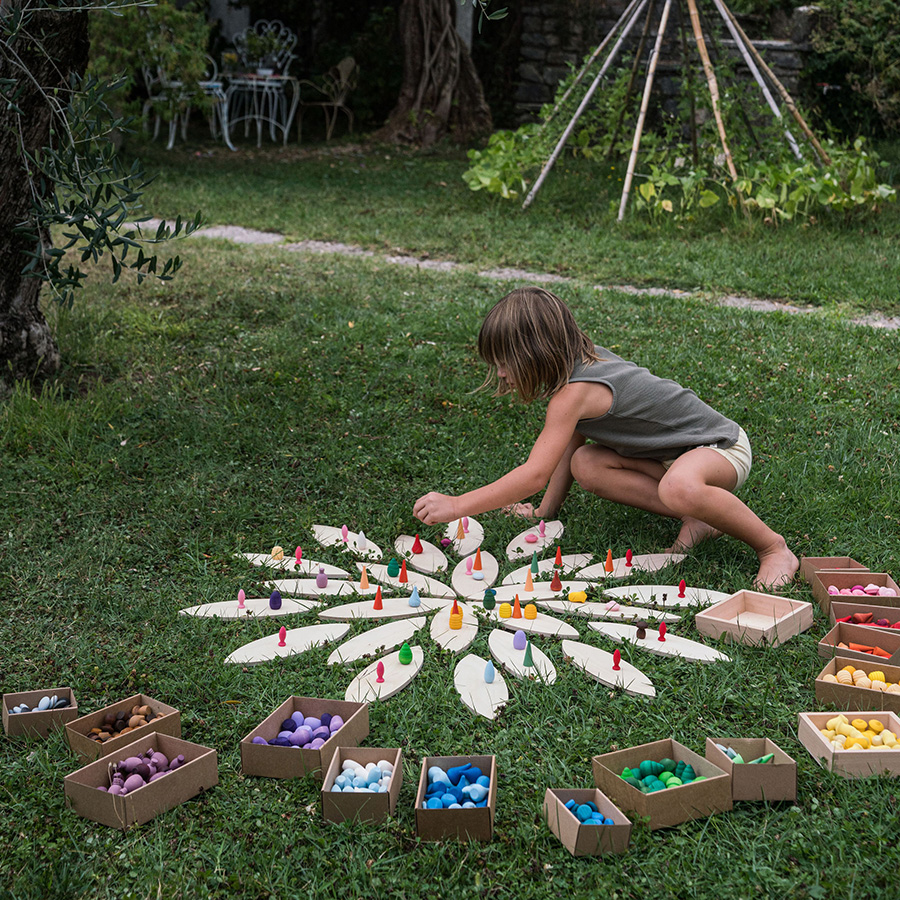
xmin=64 ymin=733 xmax=218 ymax=829
xmin=321 ymin=747 xmax=403 ymax=824
xmin=543 ymin=788 xmax=632 ymax=856
xmin=3 ymin=687 xmax=78 ymax=738
xmin=240 ymin=696 xmax=369 ymax=780
xmin=415 ymin=755 xmax=496 ymax=841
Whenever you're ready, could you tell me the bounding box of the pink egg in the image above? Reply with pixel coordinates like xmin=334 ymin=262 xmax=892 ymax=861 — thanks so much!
xmin=524 ymin=533 xmax=538 ymax=543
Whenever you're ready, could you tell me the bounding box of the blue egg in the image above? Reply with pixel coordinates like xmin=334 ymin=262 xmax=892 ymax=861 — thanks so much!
xmin=440 ymin=792 xmax=457 ymax=807
xmin=564 ymin=799 xmax=577 ymax=811
xmin=466 ymin=767 xmax=484 ymax=782
xmin=576 ymin=804 xmax=593 ymax=822
xmin=476 ymin=775 xmax=490 ymax=788
xmin=448 ymin=803 xmax=462 ymax=809
xmin=426 ymin=797 xmax=443 ymax=809
xmin=462 ymin=784 xmax=488 ymax=802
xmin=331 ymin=784 xmax=342 ymax=792
xmin=37 ymin=696 xmax=51 ymax=711
xmin=447 ymin=764 xmax=471 ymax=785
xmin=462 ymin=801 xmax=476 ymax=809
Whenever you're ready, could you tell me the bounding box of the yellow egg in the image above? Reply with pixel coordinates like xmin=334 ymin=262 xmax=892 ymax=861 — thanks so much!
xmin=869 ymin=671 xmax=886 ymax=682
xmin=822 ymin=729 xmax=836 ymax=740
xmin=851 ymin=718 xmax=869 ymax=731
xmin=567 ymin=590 xmax=587 ymax=603
xmin=448 ymin=612 xmax=463 ymax=630
xmin=498 ymin=602 xmax=512 ymax=619
xmin=270 ymin=545 xmax=284 ymax=560
xmin=840 ymin=665 xmax=856 ymax=675
xmin=868 ymin=720 xmax=885 ymax=734
xmin=523 ymin=603 xmax=538 ymax=620
xmin=881 ymin=729 xmax=897 ymax=743
xmin=845 ymin=742 xmax=863 ymax=751
xmin=871 ymin=734 xmax=884 ymax=746
xmin=826 ymin=715 xmax=847 ymax=730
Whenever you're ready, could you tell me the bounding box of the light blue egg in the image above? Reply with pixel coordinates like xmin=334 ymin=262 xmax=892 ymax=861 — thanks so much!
xmin=462 ymin=783 xmax=488 ymax=802
xmin=330 ymin=785 xmax=342 ymax=792
xmin=448 ymin=803 xmax=462 ymax=809
xmin=37 ymin=696 xmax=51 ymax=711
xmin=462 ymin=801 xmax=476 ymax=808
xmin=428 ymin=766 xmax=450 ymax=786
xmin=484 ymin=660 xmax=495 ymax=684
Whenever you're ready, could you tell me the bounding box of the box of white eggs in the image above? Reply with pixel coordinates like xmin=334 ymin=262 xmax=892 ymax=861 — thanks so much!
xmin=321 ymin=747 xmax=403 ymax=824
xmin=815 ymin=657 xmax=900 ymax=715
xmin=3 ymin=687 xmax=78 ymax=738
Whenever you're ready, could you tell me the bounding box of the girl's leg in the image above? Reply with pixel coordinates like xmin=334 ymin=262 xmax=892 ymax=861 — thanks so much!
xmin=570 ymin=444 xmax=719 ymax=550
xmin=658 ymin=449 xmax=798 ymax=588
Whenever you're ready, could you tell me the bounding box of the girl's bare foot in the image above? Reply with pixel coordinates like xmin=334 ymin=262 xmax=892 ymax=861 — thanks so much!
xmin=664 ymin=517 xmax=722 ymax=553
xmin=754 ymin=539 xmax=799 ymax=591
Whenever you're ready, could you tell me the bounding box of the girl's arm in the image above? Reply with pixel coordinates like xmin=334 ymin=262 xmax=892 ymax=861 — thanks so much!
xmin=413 ymin=383 xmax=591 ymax=524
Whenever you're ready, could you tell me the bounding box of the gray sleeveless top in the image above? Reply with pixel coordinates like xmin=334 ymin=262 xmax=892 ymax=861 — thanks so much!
xmin=569 ymin=346 xmax=740 ymax=460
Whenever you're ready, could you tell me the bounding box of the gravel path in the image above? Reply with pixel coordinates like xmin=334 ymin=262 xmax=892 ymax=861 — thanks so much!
xmin=145 ymin=220 xmax=899 ymax=330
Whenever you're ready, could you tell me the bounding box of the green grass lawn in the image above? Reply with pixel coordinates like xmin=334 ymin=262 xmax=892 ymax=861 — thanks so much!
xmin=134 ymin=138 xmax=900 ymax=318
xmin=2 ymin=141 xmax=900 ymax=898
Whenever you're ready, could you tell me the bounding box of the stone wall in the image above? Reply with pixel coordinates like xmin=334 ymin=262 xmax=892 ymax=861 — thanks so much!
xmin=514 ymin=1 xmax=818 ymax=122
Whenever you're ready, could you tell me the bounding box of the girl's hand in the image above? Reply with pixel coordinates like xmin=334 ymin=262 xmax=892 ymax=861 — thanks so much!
xmin=503 ymin=502 xmax=537 ymax=519
xmin=413 ymin=492 xmax=457 ymax=525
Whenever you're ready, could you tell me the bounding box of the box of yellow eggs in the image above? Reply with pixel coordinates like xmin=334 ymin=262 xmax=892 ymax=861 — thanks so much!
xmin=815 ymin=658 xmax=900 ymax=715
xmin=797 ymin=711 xmax=900 ymax=778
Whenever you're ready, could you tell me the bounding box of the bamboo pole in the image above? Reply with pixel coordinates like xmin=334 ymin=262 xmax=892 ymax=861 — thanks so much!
xmin=677 ymin=0 xmax=699 ymax=166
xmin=522 ymin=0 xmax=650 ymax=210
xmin=710 ymin=0 xmax=802 ymax=159
xmin=605 ymin=0 xmax=657 ymax=161
xmin=543 ymin=0 xmax=644 ymax=128
xmin=617 ymin=0 xmax=674 ymax=221
xmin=720 ymin=0 xmax=831 ymax=165
xmin=685 ymin=0 xmax=739 ymax=184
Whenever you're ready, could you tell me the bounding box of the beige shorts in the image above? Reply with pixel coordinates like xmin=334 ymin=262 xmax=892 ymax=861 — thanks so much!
xmin=662 ymin=427 xmax=752 ymax=490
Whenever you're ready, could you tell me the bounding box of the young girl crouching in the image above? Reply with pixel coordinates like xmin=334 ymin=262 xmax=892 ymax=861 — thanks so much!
xmin=413 ymin=286 xmax=798 ymax=590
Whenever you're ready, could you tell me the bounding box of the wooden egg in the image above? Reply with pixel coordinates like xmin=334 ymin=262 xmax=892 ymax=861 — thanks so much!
xmin=826 ymin=714 xmax=848 ymax=730
xmin=836 ymin=671 xmax=853 ymax=685
xmin=856 ymin=677 xmax=872 ymax=689
xmin=869 ymin=671 xmax=886 ymax=682
xmin=851 ymin=718 xmax=869 ymax=731
xmin=822 ymin=673 xmax=838 ymax=683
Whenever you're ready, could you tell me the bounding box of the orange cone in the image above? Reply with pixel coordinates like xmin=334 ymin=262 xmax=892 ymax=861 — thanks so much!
xmin=451 ymin=598 xmax=460 ymax=617
xmin=524 ymin=570 xmax=534 ymax=592
xmin=512 ymin=595 xmax=522 ymax=618
xmin=359 ymin=566 xmax=370 ymax=590
xmin=605 ymin=549 xmax=614 ymax=573
xmin=456 ymin=519 xmax=465 ymax=540
xmin=474 ymin=548 xmax=483 ymax=571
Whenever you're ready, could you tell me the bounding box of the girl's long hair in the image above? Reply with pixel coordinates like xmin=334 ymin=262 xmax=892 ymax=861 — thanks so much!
xmin=477 ymin=287 xmax=599 ymax=402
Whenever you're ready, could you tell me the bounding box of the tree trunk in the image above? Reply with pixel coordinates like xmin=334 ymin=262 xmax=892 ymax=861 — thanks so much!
xmin=0 ymin=4 xmax=89 ymax=393
xmin=375 ymin=0 xmax=492 ymax=146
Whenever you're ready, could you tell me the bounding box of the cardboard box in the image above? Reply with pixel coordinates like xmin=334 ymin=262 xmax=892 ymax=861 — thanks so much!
xmin=321 ymin=747 xmax=403 ymax=824
xmin=799 ymin=556 xmax=868 ymax=586
xmin=694 ymin=591 xmax=813 ymax=648
xmin=542 ymin=788 xmax=632 ymax=856
xmin=829 ymin=601 xmax=900 ymax=627
xmin=704 ymin=738 xmax=797 ymax=802
xmin=415 ymin=755 xmax=496 ymax=841
xmin=3 ymin=687 xmax=78 ymax=738
xmin=591 ymin=739 xmax=732 ymax=830
xmin=65 ymin=694 xmax=181 ymax=762
xmin=64 ymin=732 xmax=218 ymax=828
xmin=818 ymin=622 xmax=900 ymax=664
xmin=797 ymin=711 xmax=900 ymax=779
xmin=240 ymin=696 xmax=368 ymax=781
xmin=814 ymin=656 xmax=900 ymax=715
xmin=811 ymin=572 xmax=900 ymax=615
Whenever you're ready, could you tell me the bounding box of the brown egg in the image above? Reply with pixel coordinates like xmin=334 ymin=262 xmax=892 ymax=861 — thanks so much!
xmin=138 ymin=705 xmax=152 ymax=717
xmin=131 ymin=705 xmax=142 ymax=716
xmin=128 ymin=715 xmax=147 ymax=729
xmin=120 ymin=726 xmax=133 ymax=734
xmin=91 ymin=727 xmax=103 ymax=735
xmin=104 ymin=712 xmax=117 ymax=726
xmin=113 ymin=720 xmax=127 ymax=732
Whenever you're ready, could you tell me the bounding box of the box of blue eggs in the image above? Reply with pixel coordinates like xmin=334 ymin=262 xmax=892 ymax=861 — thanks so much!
xmin=543 ymin=788 xmax=632 ymax=856
xmin=415 ymin=755 xmax=496 ymax=841
xmin=3 ymin=687 xmax=78 ymax=738
xmin=64 ymin=732 xmax=218 ymax=829
xmin=240 ymin=695 xmax=369 ymax=780
xmin=321 ymin=747 xmax=403 ymax=824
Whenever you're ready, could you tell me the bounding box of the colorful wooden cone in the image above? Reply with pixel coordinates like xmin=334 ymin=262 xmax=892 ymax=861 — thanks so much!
xmin=550 ymin=569 xmax=562 ymax=592
xmin=474 ymin=548 xmax=483 ymax=571
xmin=359 ymin=566 xmax=370 ymax=590
xmin=412 ymin=533 xmax=424 ymax=554
xmin=605 ymin=549 xmax=614 ymax=573
xmin=399 ymin=560 xmax=408 ymax=583
xmin=456 ymin=519 xmax=465 ymax=540
xmin=523 ymin=640 xmax=534 ymax=667
xmin=373 ymin=586 xmax=383 ymax=610
xmin=524 ymin=570 xmax=534 ymax=592
xmin=555 ymin=545 xmax=562 ymax=567
xmin=512 ymin=595 xmax=522 ymax=618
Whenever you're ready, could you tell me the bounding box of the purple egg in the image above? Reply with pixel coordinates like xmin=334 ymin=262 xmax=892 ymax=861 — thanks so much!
xmin=169 ymin=754 xmax=185 ymax=770
xmin=151 ymin=752 xmax=169 ymax=768
xmin=312 ymin=726 xmax=331 ymax=741
xmin=108 ymin=784 xmax=125 ymax=796
xmin=320 ymin=713 xmax=332 ymax=727
xmin=302 ymin=742 xmax=314 ymax=749
xmin=149 ymin=771 xmax=168 ymax=782
xmin=290 ymin=711 xmax=305 ymax=725
xmin=277 ymin=730 xmax=293 ymax=740
xmin=96 ymin=785 xmax=108 ymax=792
xmin=288 ymin=731 xmax=305 ymax=746
xmin=123 ymin=774 xmax=145 ymax=793
xmin=329 ymin=716 xmax=344 ymax=732
xmin=271 ymin=737 xmax=292 ymax=747
xmin=303 ymin=717 xmax=321 ymax=731
xmin=123 ymin=756 xmax=143 ymax=772
xmin=293 ymin=725 xmax=312 ymax=745
xmin=310 ymin=738 xmax=325 ymax=749
xmin=252 ymin=736 xmax=267 ymax=745
xmin=280 ymin=719 xmax=296 ymax=732
xmin=134 ymin=764 xmax=151 ymax=780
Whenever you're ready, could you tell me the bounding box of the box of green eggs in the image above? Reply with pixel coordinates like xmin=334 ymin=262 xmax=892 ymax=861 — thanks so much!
xmin=592 ymin=739 xmax=732 ymax=830
xmin=543 ymin=788 xmax=632 ymax=856
xmin=705 ymin=738 xmax=797 ymax=802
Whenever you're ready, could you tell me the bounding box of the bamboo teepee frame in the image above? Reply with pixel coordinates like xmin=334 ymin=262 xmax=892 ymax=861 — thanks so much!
xmin=521 ymin=0 xmax=828 ymax=218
